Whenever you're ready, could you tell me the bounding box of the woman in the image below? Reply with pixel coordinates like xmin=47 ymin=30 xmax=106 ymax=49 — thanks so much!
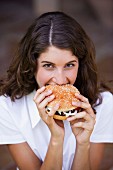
xmin=0 ymin=11 xmax=113 ymax=170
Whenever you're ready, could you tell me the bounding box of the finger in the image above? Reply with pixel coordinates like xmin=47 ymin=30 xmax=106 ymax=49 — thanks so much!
xmin=33 ymin=86 xmax=46 ymax=100
xmin=70 ymin=114 xmax=96 ymax=130
xmin=71 ymin=121 xmax=94 ymax=131
xmin=48 ymin=103 xmax=60 ymax=116
xmin=38 ymin=94 xmax=55 ymax=110
xmin=72 ymin=101 xmax=91 ymax=110
xmin=72 ymin=101 xmax=96 ymax=120
xmin=74 ymin=94 xmax=96 ymax=118
xmin=34 ymin=89 xmax=53 ymax=105
xmin=75 ymin=93 xmax=89 ymax=103
xmin=41 ymin=103 xmax=59 ymax=123
xmin=67 ymin=111 xmax=86 ymax=122
xmin=67 ymin=111 xmax=95 ymax=123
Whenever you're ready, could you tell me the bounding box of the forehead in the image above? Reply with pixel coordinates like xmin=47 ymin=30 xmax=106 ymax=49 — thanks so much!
xmin=38 ymin=46 xmax=78 ymax=62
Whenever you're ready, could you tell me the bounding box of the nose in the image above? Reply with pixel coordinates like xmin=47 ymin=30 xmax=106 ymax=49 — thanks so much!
xmin=52 ymin=70 xmax=68 ymax=85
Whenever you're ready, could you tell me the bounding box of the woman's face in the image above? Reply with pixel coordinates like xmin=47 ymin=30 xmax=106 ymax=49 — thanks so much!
xmin=35 ymin=46 xmax=79 ymax=87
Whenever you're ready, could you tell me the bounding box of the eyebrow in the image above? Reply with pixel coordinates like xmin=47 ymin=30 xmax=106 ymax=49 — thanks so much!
xmin=41 ymin=61 xmax=54 ymax=64
xmin=41 ymin=60 xmax=78 ymax=64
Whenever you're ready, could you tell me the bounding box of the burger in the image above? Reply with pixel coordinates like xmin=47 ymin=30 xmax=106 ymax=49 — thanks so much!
xmin=45 ymin=84 xmax=80 ymax=120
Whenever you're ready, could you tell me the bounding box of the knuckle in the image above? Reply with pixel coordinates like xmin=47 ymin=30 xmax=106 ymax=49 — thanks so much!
xmin=85 ymin=103 xmax=91 ymax=110
xmin=89 ymin=122 xmax=95 ymax=131
xmin=48 ymin=94 xmax=54 ymax=101
xmin=34 ymin=99 xmax=40 ymax=105
xmin=87 ymin=103 xmax=91 ymax=108
xmin=83 ymin=111 xmax=87 ymax=115
xmin=38 ymin=105 xmax=42 ymax=110
xmin=93 ymin=114 xmax=96 ymax=119
xmin=90 ymin=120 xmax=96 ymax=129
xmin=85 ymin=98 xmax=89 ymax=102
xmin=93 ymin=118 xmax=96 ymax=125
xmin=91 ymin=114 xmax=96 ymax=122
xmin=82 ymin=111 xmax=87 ymax=117
xmin=79 ymin=122 xmax=83 ymax=127
xmin=90 ymin=126 xmax=94 ymax=131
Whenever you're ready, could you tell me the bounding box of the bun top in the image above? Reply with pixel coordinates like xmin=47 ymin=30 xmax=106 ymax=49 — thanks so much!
xmin=45 ymin=84 xmax=80 ymax=111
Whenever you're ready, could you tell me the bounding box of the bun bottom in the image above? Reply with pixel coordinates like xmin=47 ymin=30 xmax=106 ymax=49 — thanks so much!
xmin=53 ymin=114 xmax=67 ymax=120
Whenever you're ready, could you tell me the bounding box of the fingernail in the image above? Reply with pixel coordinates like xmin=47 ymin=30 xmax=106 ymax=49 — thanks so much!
xmin=47 ymin=90 xmax=52 ymax=94
xmin=72 ymin=101 xmax=80 ymax=107
xmin=75 ymin=93 xmax=79 ymax=96
xmin=50 ymin=94 xmax=55 ymax=98
xmin=72 ymin=101 xmax=77 ymax=105
xmin=41 ymin=86 xmax=46 ymax=89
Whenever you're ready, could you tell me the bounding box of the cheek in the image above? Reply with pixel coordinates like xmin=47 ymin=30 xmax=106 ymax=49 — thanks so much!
xmin=35 ymin=69 xmax=51 ymax=87
xmin=67 ymin=70 xmax=78 ymax=84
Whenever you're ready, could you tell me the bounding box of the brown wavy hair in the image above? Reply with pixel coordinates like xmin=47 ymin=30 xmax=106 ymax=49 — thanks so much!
xmin=0 ymin=11 xmax=112 ymax=107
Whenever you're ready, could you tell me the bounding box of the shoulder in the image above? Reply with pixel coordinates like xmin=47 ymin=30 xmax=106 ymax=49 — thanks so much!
xmin=0 ymin=95 xmax=24 ymax=123
xmin=0 ymin=95 xmax=26 ymax=144
xmin=94 ymin=91 xmax=113 ymax=132
xmin=96 ymin=91 xmax=113 ymax=110
xmin=0 ymin=94 xmax=25 ymax=112
xmin=0 ymin=91 xmax=37 ymax=123
xmin=100 ymin=91 xmax=113 ymax=111
xmin=91 ymin=91 xmax=113 ymax=142
xmin=101 ymin=91 xmax=113 ymax=103
xmin=0 ymin=95 xmax=13 ymax=115
xmin=0 ymin=95 xmax=11 ymax=106
xmin=95 ymin=91 xmax=113 ymax=115
xmin=0 ymin=94 xmax=29 ymax=124
xmin=0 ymin=93 xmax=35 ymax=144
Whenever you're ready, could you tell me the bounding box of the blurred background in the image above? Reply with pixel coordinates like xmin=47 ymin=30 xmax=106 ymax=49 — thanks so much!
xmin=0 ymin=0 xmax=113 ymax=169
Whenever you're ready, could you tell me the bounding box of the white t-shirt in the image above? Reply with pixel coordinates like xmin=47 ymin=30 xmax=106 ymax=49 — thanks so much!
xmin=0 ymin=91 xmax=113 ymax=170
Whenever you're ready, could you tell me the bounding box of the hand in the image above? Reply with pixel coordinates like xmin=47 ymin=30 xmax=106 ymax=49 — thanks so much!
xmin=67 ymin=93 xmax=96 ymax=145
xmin=33 ymin=86 xmax=65 ymax=139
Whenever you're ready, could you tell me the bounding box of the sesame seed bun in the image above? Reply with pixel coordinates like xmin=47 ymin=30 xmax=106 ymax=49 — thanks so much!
xmin=45 ymin=84 xmax=80 ymax=120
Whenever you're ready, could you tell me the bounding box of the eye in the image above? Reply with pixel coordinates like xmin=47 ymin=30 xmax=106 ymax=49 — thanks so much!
xmin=65 ymin=63 xmax=75 ymax=68
xmin=42 ymin=63 xmax=54 ymax=68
